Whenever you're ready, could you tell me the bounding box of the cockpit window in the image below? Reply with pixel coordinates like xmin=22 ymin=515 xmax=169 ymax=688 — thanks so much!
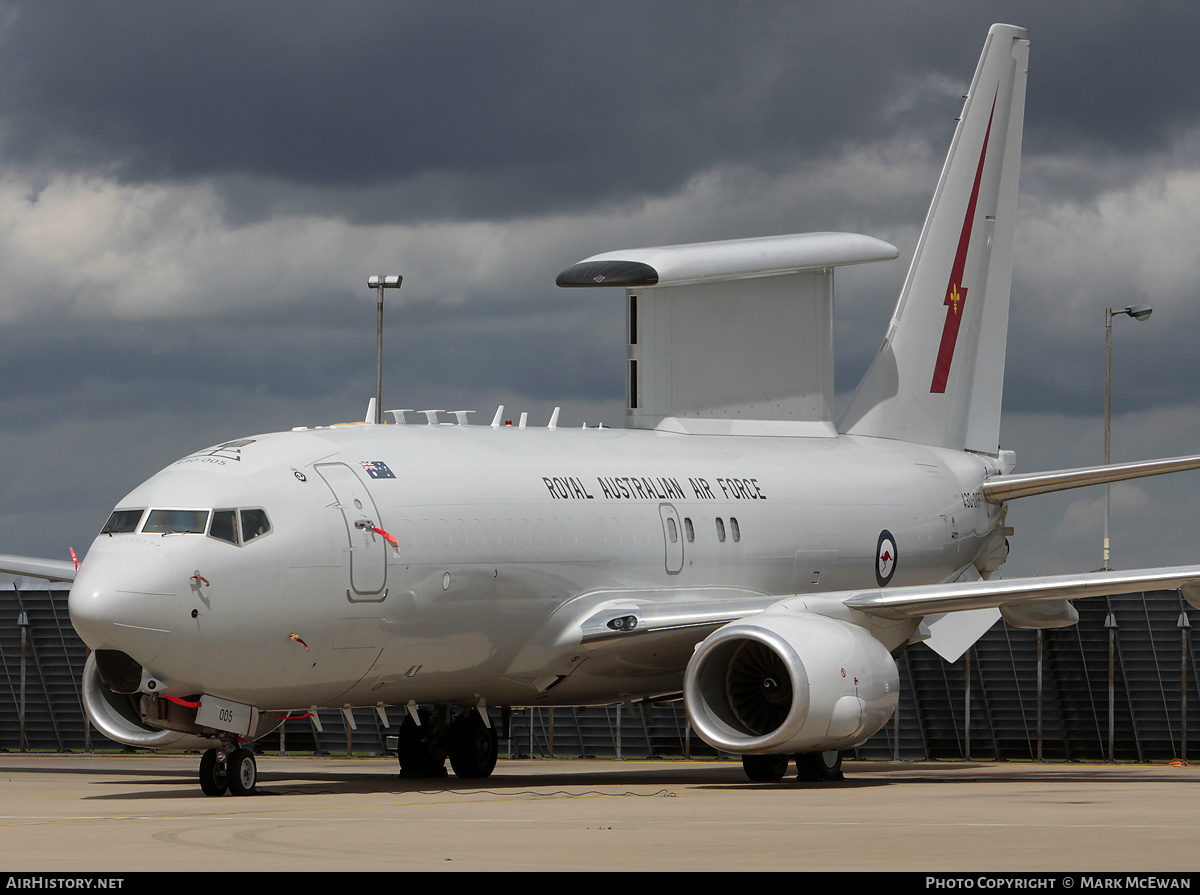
xmin=240 ymin=508 xmax=271 ymax=542
xmin=207 ymin=508 xmax=271 ymax=545
xmin=209 ymin=509 xmax=238 ymax=545
xmin=143 ymin=509 xmax=210 ymax=535
xmin=104 ymin=505 xmax=268 ymax=542
xmin=101 ymin=509 xmax=145 ymax=534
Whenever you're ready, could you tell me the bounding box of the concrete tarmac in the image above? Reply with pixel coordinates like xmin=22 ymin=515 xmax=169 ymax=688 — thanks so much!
xmin=1 ymin=754 xmax=1198 ymax=873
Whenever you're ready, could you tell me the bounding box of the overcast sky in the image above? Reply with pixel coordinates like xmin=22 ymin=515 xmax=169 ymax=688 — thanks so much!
xmin=2 ymin=1 xmax=1199 ymax=584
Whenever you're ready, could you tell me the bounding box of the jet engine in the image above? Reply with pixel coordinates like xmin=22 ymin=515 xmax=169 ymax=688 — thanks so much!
xmin=81 ymin=652 xmax=197 ymax=749
xmin=683 ymin=612 xmax=898 ymax=754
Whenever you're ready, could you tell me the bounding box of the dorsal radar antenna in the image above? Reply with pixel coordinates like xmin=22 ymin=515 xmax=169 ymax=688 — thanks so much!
xmin=366 ymin=275 xmax=403 ymax=425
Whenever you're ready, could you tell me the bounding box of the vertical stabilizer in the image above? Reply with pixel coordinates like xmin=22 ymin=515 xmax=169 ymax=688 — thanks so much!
xmin=840 ymin=24 xmax=1028 ymax=453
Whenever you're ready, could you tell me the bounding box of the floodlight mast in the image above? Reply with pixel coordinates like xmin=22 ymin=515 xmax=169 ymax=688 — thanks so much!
xmin=367 ymin=275 xmax=403 ymax=425
xmin=1103 ymin=304 xmax=1153 ymax=570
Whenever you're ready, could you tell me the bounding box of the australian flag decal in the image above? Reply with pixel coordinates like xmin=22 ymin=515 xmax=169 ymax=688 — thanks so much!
xmin=360 ymin=460 xmax=396 ymax=479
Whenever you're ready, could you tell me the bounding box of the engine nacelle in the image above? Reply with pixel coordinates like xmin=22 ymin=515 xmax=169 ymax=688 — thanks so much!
xmin=684 ymin=612 xmax=899 ymax=754
xmin=81 ymin=653 xmax=209 ymax=749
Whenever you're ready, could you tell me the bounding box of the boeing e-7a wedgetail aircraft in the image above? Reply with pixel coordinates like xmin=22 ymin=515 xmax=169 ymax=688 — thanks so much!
xmin=7 ymin=24 xmax=1200 ymax=795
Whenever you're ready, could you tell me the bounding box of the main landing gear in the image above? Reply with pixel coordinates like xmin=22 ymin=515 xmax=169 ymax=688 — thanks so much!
xmin=396 ymin=706 xmax=499 ymax=780
xmin=199 ymin=746 xmax=257 ymax=796
xmin=741 ymin=750 xmax=844 ymax=783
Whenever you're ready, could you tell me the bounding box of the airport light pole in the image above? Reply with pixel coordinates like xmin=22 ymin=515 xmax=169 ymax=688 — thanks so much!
xmin=18 ymin=608 xmax=28 ymax=753
xmin=367 ymin=275 xmax=403 ymax=425
xmin=1179 ymin=608 xmax=1190 ymax=765
xmin=1103 ymin=304 xmax=1152 ymax=570
xmin=1105 ymin=606 xmax=1117 ymax=763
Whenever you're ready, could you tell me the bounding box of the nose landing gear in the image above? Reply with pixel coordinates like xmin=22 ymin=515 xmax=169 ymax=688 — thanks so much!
xmin=198 ymin=746 xmax=258 ymax=796
xmin=198 ymin=749 xmax=227 ymax=796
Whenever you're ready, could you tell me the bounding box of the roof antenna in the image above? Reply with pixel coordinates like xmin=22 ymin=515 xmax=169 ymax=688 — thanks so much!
xmin=367 ymin=275 xmax=403 ymax=424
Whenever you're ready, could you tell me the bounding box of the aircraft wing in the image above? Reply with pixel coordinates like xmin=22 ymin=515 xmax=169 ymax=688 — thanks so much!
xmin=546 ymin=594 xmax=782 ymax=697
xmin=842 ymin=565 xmax=1200 ymax=618
xmin=579 ymin=595 xmax=777 ymax=646
xmin=572 ymin=565 xmax=1200 ymax=673
xmin=576 ymin=565 xmax=1200 ymax=651
xmin=0 ymin=554 xmax=78 ymax=583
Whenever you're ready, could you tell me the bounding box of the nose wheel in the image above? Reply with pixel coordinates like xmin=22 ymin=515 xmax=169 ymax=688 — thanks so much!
xmin=198 ymin=747 xmax=258 ymax=796
xmin=199 ymin=749 xmax=227 ymax=796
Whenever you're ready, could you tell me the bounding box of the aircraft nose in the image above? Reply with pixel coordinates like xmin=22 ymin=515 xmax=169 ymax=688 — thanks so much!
xmin=69 ymin=543 xmax=178 ymax=666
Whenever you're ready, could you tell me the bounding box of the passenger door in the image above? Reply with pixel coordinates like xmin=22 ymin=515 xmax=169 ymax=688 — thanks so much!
xmin=315 ymin=462 xmax=388 ymax=601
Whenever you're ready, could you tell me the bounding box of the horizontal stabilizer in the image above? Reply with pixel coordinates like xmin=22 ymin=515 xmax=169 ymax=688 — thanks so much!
xmin=982 ymin=454 xmax=1200 ymax=503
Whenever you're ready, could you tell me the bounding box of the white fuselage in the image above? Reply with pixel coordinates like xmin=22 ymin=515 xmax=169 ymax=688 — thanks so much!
xmin=69 ymin=422 xmax=1004 ymax=712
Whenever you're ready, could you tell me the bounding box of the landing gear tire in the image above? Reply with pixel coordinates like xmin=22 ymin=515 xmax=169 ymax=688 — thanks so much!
xmin=199 ymin=748 xmax=228 ymax=797
xmin=397 ymin=711 xmax=448 ymax=777
xmin=741 ymin=753 xmax=790 ymax=782
xmin=227 ymin=748 xmax=258 ymax=796
xmin=448 ymin=712 xmax=499 ymax=779
xmin=795 ymin=750 xmax=843 ymax=782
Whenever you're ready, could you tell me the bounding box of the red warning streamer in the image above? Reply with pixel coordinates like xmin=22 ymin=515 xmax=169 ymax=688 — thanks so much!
xmin=372 ymin=526 xmax=399 ymax=549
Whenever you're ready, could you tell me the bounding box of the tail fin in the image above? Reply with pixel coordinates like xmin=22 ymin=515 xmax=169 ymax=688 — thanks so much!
xmin=840 ymin=24 xmax=1028 ymax=453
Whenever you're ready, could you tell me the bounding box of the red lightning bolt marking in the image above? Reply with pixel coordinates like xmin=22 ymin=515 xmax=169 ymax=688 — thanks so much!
xmin=930 ymin=93 xmax=997 ymax=394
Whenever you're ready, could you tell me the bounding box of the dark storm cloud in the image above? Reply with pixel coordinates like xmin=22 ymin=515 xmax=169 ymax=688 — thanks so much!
xmin=0 ymin=1 xmax=847 ymax=221
xmin=3 ymin=1 xmax=820 ymax=215
xmin=6 ymin=2 xmax=1197 ymax=224
xmin=0 ymin=287 xmax=621 ymax=430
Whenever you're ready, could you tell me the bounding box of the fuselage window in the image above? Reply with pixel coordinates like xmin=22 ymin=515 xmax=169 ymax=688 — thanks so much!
xmin=209 ymin=509 xmax=238 ymax=545
xmin=101 ymin=508 xmax=145 ymax=535
xmin=684 ymin=517 xmax=694 ymax=542
xmin=240 ymin=508 xmax=272 ymax=542
xmin=716 ymin=517 xmax=726 ymax=543
xmin=144 ymin=509 xmax=210 ymax=535
xmin=730 ymin=517 xmax=741 ymax=542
